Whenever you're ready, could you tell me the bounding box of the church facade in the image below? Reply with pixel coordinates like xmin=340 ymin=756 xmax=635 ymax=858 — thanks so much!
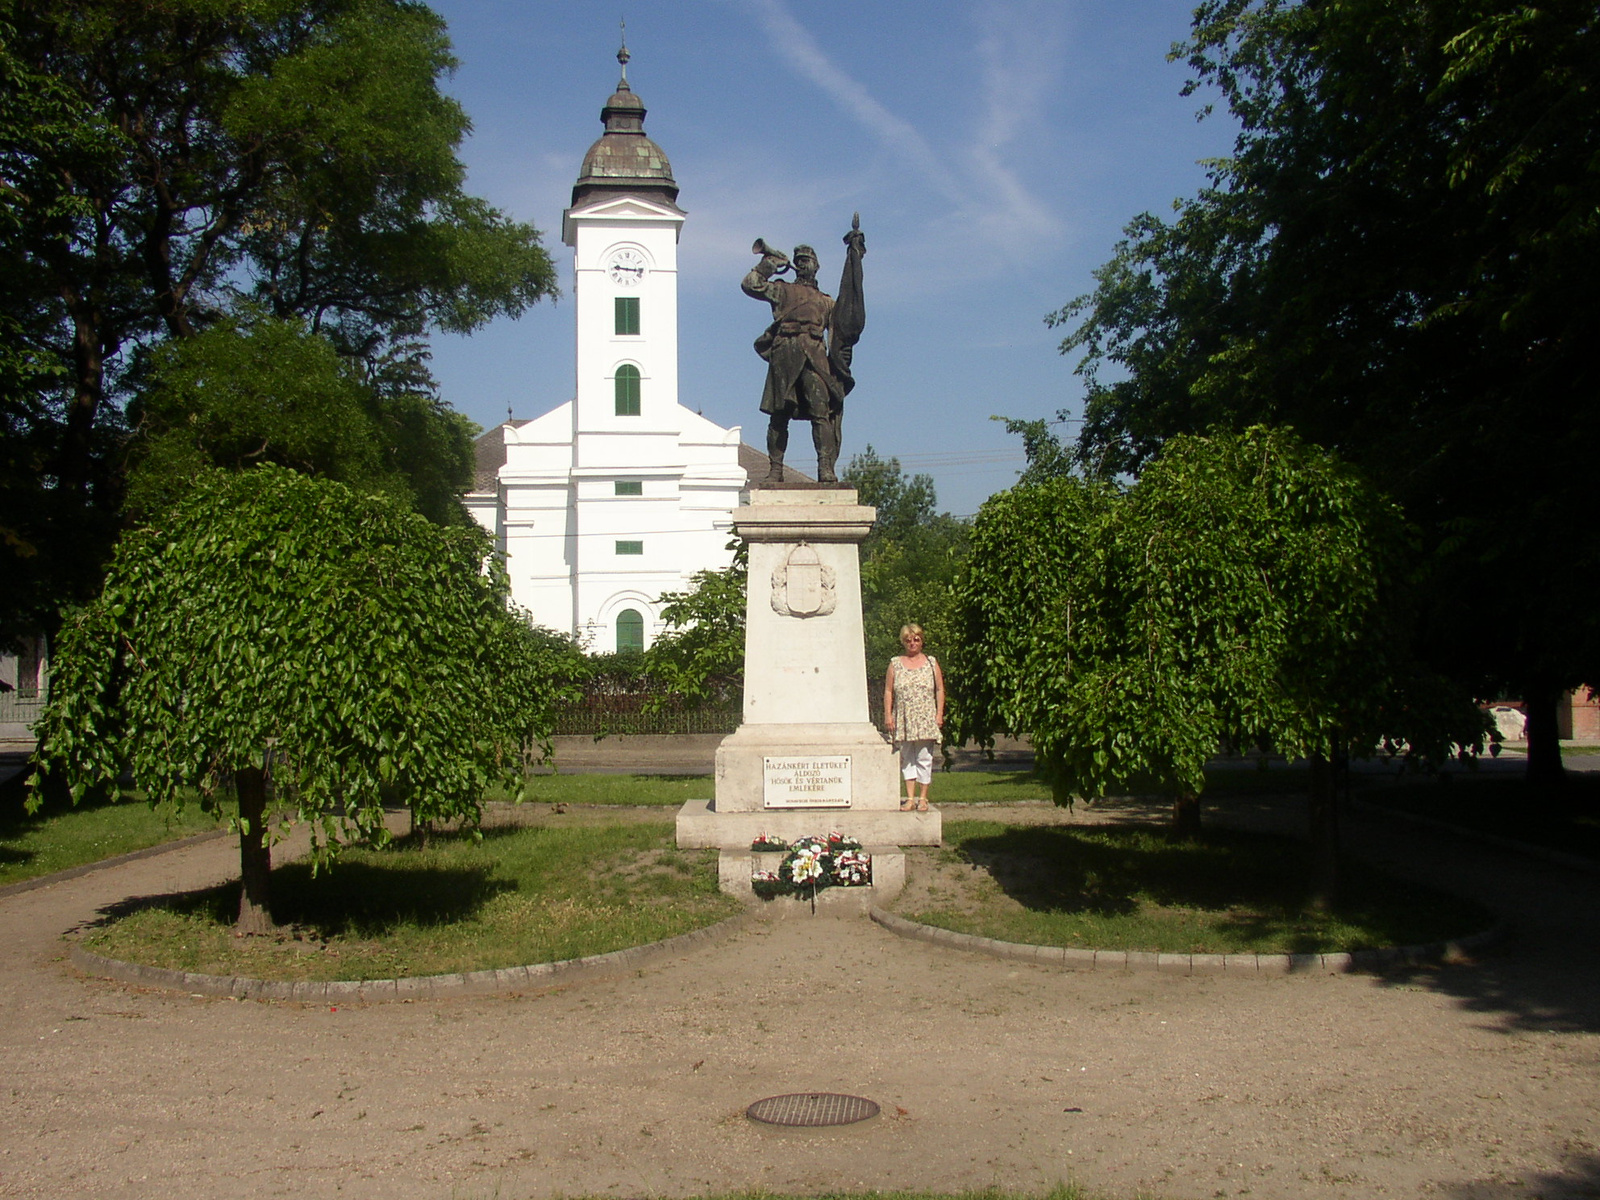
xmin=465 ymin=58 xmax=765 ymax=653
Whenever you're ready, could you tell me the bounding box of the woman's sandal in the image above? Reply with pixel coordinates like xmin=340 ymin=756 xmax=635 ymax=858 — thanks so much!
xmin=899 ymin=799 xmax=915 ymax=811
xmin=916 ymin=799 xmax=929 ymax=812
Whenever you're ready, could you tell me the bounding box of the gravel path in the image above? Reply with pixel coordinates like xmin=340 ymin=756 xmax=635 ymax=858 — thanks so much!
xmin=2 ymin=788 xmax=1597 ymax=1199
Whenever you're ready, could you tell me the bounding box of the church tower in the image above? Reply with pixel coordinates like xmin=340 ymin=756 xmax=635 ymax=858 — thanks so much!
xmin=562 ymin=42 xmax=685 ymax=461
xmin=466 ymin=44 xmax=746 ymax=651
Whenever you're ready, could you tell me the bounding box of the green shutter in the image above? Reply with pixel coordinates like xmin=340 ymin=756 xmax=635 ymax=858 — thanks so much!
xmin=614 ymin=364 xmax=641 ymax=416
xmin=615 ymin=540 xmax=643 ymax=555
xmin=616 ymin=609 xmax=644 ymax=653
xmin=614 ymin=480 xmax=643 ymax=496
xmin=614 ymin=296 xmax=640 ymax=336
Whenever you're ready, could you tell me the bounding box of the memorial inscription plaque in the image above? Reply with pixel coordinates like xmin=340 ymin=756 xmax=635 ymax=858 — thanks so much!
xmin=763 ymin=755 xmax=852 ymax=808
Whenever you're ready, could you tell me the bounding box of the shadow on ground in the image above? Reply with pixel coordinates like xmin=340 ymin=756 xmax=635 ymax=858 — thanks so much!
xmin=1376 ymin=910 xmax=1600 ymax=1037
xmin=1335 ymin=786 xmax=1600 ymax=1037
xmin=88 ymin=854 xmax=513 ymax=938
xmin=948 ymin=822 xmax=1490 ymax=953
xmin=1437 ymin=1150 xmax=1600 ymax=1198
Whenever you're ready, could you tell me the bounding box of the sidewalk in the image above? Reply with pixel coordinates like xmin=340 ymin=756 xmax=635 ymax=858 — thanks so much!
xmin=543 ymin=733 xmax=1036 ymax=774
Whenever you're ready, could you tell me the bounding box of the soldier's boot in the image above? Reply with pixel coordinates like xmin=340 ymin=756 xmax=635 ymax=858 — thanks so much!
xmin=813 ymin=416 xmax=841 ymax=484
xmin=765 ymin=421 xmax=788 ymax=483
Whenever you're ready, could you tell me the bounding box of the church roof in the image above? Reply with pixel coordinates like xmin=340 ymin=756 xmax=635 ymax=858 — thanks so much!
xmin=571 ymin=54 xmax=679 ymax=208
xmin=472 ymin=420 xmax=526 ymax=491
xmin=468 ymin=424 xmax=806 ymax=492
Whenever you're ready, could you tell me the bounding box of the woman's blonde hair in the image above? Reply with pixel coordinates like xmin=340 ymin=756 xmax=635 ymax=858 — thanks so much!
xmin=899 ymin=623 xmax=925 ymax=643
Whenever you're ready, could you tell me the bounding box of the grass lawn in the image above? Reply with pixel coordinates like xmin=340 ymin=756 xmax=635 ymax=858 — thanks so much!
xmin=1361 ymin=774 xmax=1600 ymax=862
xmin=0 ymin=775 xmax=223 ymax=888
xmin=82 ymin=821 xmax=740 ymax=981
xmin=490 ymin=772 xmax=714 ymax=806
xmin=489 ymin=768 xmax=1062 ymax=807
xmin=896 ymin=819 xmax=1491 ymax=955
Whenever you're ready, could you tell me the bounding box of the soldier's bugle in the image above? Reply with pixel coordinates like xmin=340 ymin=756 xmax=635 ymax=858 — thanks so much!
xmin=751 ymin=238 xmax=792 ymax=272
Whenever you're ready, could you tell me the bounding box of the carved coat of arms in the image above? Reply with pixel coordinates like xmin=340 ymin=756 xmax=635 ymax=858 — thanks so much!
xmin=770 ymin=542 xmax=837 ymax=617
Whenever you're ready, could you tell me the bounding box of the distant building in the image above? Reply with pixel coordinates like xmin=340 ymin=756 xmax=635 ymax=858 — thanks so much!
xmin=465 ymin=52 xmax=771 ymax=652
xmin=1559 ymin=690 xmax=1600 ymax=742
xmin=0 ymin=636 xmax=47 ymax=751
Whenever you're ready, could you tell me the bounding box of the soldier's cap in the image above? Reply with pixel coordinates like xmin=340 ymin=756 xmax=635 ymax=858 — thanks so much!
xmin=792 ymin=244 xmax=818 ymax=263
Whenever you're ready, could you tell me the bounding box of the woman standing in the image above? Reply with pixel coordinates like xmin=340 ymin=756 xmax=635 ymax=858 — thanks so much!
xmin=883 ymin=623 xmax=945 ymax=811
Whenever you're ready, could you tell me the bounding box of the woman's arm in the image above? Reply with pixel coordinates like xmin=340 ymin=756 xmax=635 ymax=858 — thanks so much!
xmin=932 ymin=657 xmax=946 ymax=728
xmin=883 ymin=660 xmax=897 ymax=734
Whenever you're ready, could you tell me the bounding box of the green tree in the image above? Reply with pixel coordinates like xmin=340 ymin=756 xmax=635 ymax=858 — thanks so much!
xmin=124 ymin=310 xmax=477 ymax=523
xmin=0 ymin=0 xmax=558 ymax=641
xmin=843 ymin=446 xmax=970 ymax=692
xmin=1053 ymin=0 xmax=1600 ymax=785
xmin=30 ymin=465 xmax=570 ymax=932
xmin=645 ymin=543 xmax=748 ymax=710
xmin=125 ymin=312 xmax=394 ymax=517
xmin=0 ymin=10 xmax=127 ymax=647
xmin=954 ymin=427 xmax=1483 ymax=904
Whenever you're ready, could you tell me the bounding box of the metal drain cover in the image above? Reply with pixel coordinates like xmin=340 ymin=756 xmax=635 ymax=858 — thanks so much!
xmin=746 ymin=1092 xmax=880 ymax=1127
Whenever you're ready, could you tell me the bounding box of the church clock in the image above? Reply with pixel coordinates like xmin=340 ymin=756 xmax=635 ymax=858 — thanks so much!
xmin=607 ymin=247 xmax=647 ymax=286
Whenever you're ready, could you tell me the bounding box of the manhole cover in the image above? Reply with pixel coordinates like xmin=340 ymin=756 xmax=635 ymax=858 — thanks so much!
xmin=746 ymin=1092 xmax=880 ymax=1127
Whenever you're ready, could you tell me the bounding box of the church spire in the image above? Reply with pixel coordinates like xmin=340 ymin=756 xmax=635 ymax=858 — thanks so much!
xmin=570 ymin=34 xmax=679 ymax=208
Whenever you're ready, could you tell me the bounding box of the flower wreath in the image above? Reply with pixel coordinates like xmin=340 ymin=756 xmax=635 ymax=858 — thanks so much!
xmin=750 ymin=832 xmax=872 ymax=898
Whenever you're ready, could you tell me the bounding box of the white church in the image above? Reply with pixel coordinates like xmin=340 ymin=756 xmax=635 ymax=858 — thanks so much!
xmin=465 ymin=54 xmax=781 ymax=654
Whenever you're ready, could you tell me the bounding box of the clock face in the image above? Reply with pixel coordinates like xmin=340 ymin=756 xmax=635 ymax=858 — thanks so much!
xmin=607 ymin=248 xmax=647 ymax=286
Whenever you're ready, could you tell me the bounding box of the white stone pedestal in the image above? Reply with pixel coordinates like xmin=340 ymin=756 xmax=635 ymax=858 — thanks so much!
xmin=676 ymin=488 xmax=941 ymax=859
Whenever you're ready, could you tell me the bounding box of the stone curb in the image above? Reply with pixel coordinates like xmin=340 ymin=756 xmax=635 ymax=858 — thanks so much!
xmin=867 ymin=906 xmax=1509 ymax=976
xmin=1353 ymin=799 xmax=1600 ymax=875
xmin=0 ymin=830 xmax=232 ymax=902
xmin=69 ymin=911 xmax=755 ymax=1003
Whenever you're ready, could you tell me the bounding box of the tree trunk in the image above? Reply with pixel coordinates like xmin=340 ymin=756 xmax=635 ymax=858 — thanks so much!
xmin=57 ymin=288 xmax=106 ymax=494
xmin=235 ymin=765 xmax=274 ymax=934
xmin=1172 ymin=790 xmax=1202 ymax=839
xmin=1523 ymin=682 xmax=1566 ymax=790
xmin=1308 ymin=751 xmax=1341 ymax=911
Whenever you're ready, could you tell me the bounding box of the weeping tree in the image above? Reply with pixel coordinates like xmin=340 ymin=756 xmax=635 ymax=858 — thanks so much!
xmin=954 ymin=426 xmax=1484 ymax=905
xmin=30 ymin=465 xmax=573 ymax=932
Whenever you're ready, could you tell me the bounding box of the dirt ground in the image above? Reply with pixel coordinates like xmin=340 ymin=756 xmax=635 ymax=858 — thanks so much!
xmin=2 ymin=778 xmax=1598 ymax=1200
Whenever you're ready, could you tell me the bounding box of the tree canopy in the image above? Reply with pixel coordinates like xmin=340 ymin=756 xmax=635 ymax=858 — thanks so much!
xmin=124 ymin=309 xmax=477 ymax=523
xmin=31 ymin=465 xmax=572 ymax=931
xmin=645 ymin=543 xmax=748 ymax=710
xmin=0 ymin=0 xmax=558 ymax=643
xmin=843 ymin=445 xmax=970 ymax=687
xmin=1052 ymin=0 xmax=1599 ymax=781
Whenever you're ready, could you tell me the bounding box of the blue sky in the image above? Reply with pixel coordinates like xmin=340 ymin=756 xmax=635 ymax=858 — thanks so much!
xmin=425 ymin=0 xmax=1236 ymax=517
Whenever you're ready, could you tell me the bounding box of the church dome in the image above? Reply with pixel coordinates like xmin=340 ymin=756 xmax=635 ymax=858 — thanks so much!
xmin=571 ymin=62 xmax=679 ymax=208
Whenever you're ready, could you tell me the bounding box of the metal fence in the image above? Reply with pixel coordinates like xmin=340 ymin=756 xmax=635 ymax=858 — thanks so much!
xmin=552 ymin=694 xmax=888 ymax=737
xmin=552 ymin=698 xmax=741 ymax=737
xmin=0 ymin=689 xmax=45 ymax=732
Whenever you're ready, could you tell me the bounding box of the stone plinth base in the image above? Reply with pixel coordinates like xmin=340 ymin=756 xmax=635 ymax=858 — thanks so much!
xmin=717 ymin=845 xmax=906 ymax=909
xmin=712 ymin=721 xmax=901 ymax=813
xmin=675 ymin=798 xmax=941 ymax=849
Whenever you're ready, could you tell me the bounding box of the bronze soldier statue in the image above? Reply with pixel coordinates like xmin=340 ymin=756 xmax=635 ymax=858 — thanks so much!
xmin=742 ymin=216 xmax=865 ymax=483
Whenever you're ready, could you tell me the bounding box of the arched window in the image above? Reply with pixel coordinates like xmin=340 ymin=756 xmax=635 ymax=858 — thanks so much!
xmin=616 ymin=608 xmax=644 ymax=653
xmin=614 ymin=364 xmax=641 ymax=416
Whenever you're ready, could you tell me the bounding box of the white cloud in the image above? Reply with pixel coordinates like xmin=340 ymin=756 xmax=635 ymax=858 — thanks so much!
xmin=737 ymin=0 xmax=965 ymax=204
xmin=962 ymin=0 xmax=1069 ymax=255
xmin=730 ymin=0 xmax=1067 ymax=272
